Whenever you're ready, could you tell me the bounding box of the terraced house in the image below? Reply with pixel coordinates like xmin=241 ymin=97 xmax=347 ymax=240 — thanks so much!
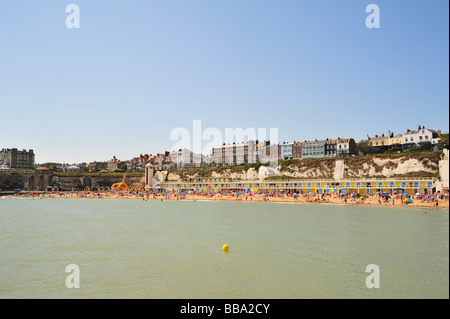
xmin=366 ymin=130 xmax=403 ymax=152
xmin=212 ymin=141 xmax=257 ymax=166
xmin=279 ymin=142 xmax=294 ymax=160
xmin=302 ymin=140 xmax=326 ymax=159
xmin=257 ymin=141 xmax=279 ymax=163
xmin=0 ymin=148 xmax=35 ymax=170
xmin=402 ymin=126 xmax=442 ymax=150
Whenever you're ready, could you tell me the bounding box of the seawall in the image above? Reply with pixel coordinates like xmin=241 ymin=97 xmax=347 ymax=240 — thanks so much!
xmin=0 ymin=173 xmax=145 ymax=191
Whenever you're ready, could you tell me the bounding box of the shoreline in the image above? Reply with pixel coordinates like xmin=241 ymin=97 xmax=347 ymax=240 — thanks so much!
xmin=4 ymin=193 xmax=448 ymax=211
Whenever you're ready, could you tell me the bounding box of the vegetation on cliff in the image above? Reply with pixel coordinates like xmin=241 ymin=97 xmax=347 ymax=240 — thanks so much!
xmin=0 ymin=152 xmax=443 ymax=182
xmin=170 ymin=152 xmax=442 ymax=181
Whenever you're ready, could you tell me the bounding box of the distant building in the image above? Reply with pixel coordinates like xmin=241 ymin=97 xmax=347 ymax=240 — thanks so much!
xmin=336 ymin=138 xmax=356 ymax=157
xmin=107 ymin=156 xmax=121 ymax=171
xmin=127 ymin=154 xmax=151 ymax=171
xmin=328 ymin=138 xmax=356 ymax=157
xmin=154 ymin=152 xmax=173 ymax=170
xmin=211 ymin=145 xmax=223 ymax=167
xmin=40 ymin=163 xmax=63 ymax=172
xmin=302 ymin=140 xmax=326 ymax=159
xmin=279 ymin=142 xmax=293 ymax=160
xmin=367 ymin=130 xmax=403 ymax=151
xmin=65 ymin=165 xmax=81 ymax=173
xmin=0 ymin=148 xmax=35 ymax=170
xmin=302 ymin=138 xmax=356 ymax=159
xmin=194 ymin=153 xmax=211 ymax=167
xmin=170 ymin=148 xmax=194 ymax=169
xmin=257 ymin=141 xmax=278 ymax=163
xmin=162 ymin=154 xmax=174 ymax=170
xmin=402 ymin=126 xmax=441 ymax=150
xmin=292 ymin=142 xmax=303 ymax=159
xmin=212 ymin=141 xmax=257 ymax=166
xmin=324 ymin=139 xmax=337 ymax=158
xmin=88 ymin=161 xmax=107 ymax=172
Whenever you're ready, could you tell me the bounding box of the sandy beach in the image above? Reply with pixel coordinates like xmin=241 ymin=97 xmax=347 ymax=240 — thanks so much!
xmin=10 ymin=190 xmax=449 ymax=210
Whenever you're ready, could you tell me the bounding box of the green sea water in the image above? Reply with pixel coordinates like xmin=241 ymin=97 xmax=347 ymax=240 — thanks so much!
xmin=0 ymin=198 xmax=448 ymax=298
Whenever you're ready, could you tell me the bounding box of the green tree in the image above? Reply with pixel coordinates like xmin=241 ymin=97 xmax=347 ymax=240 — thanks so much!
xmin=420 ymin=141 xmax=433 ymax=151
xmin=437 ymin=133 xmax=449 ymax=149
xmin=356 ymin=140 xmax=374 ymax=155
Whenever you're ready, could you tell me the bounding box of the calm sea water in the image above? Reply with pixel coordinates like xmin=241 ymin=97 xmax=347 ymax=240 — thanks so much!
xmin=0 ymin=198 xmax=448 ymax=299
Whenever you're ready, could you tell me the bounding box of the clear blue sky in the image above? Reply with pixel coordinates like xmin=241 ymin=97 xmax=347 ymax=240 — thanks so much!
xmin=0 ymin=0 xmax=448 ymax=164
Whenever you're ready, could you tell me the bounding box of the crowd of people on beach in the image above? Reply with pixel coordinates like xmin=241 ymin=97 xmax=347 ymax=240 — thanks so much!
xmin=10 ymin=187 xmax=449 ymax=209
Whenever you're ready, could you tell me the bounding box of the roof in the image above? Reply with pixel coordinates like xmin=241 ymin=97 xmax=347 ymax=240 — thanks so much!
xmin=404 ymin=128 xmax=437 ymax=135
xmin=36 ymin=166 xmax=50 ymax=171
xmin=368 ymin=135 xmax=389 ymax=141
xmin=303 ymin=140 xmax=327 ymax=144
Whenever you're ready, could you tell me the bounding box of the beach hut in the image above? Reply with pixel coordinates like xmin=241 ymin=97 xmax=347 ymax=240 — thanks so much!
xmin=393 ymin=187 xmax=406 ymax=194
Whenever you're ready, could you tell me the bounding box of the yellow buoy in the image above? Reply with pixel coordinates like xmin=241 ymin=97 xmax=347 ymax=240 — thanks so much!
xmin=222 ymin=244 xmax=229 ymax=251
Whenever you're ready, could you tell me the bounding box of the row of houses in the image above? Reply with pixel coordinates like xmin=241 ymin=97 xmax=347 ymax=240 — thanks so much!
xmin=210 ymin=137 xmax=357 ymax=166
xmin=367 ymin=126 xmax=443 ymax=151
xmin=99 ymin=125 xmax=446 ymax=171
xmin=122 ymin=149 xmax=213 ymax=172
xmin=197 ymin=125 xmax=444 ymax=167
xmin=126 ymin=153 xmax=173 ymax=171
xmin=3 ymin=125 xmax=444 ymax=173
xmin=35 ymin=162 xmax=89 ymax=173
